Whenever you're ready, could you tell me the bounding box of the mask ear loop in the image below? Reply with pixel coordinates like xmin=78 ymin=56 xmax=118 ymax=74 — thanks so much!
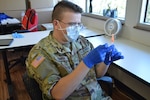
xmin=56 ymin=20 xmax=70 ymax=42
xmin=57 ymin=20 xmax=66 ymax=30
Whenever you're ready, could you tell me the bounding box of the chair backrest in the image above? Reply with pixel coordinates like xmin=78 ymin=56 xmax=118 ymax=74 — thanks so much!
xmin=22 ymin=72 xmax=43 ymax=100
xmin=22 ymin=9 xmax=38 ymax=32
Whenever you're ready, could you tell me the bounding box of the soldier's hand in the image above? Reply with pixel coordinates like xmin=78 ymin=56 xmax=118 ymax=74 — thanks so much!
xmin=83 ymin=43 xmax=111 ymax=68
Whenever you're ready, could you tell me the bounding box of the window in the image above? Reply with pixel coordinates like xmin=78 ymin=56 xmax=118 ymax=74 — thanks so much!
xmin=68 ymin=0 xmax=127 ymax=20
xmin=134 ymin=0 xmax=150 ymax=31
xmin=144 ymin=0 xmax=150 ymax=23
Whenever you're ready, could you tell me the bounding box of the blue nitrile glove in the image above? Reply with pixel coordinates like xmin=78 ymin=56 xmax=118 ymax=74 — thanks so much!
xmin=12 ymin=32 xmax=24 ymax=38
xmin=83 ymin=43 xmax=112 ymax=68
xmin=104 ymin=45 xmax=124 ymax=65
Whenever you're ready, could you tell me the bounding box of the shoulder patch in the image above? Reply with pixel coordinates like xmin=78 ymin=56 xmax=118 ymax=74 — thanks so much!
xmin=31 ymin=55 xmax=45 ymax=68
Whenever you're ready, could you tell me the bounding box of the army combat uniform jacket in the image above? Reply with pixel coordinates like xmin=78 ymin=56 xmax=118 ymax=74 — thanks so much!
xmin=26 ymin=31 xmax=112 ymax=100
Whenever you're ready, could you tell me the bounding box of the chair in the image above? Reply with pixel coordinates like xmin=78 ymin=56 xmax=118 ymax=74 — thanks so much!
xmin=97 ymin=75 xmax=113 ymax=96
xmin=22 ymin=72 xmax=42 ymax=100
xmin=8 ymin=48 xmax=30 ymax=69
xmin=22 ymin=72 xmax=113 ymax=100
xmin=8 ymin=9 xmax=38 ymax=69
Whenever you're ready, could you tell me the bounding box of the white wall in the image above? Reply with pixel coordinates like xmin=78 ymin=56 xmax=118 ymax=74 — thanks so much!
xmin=82 ymin=0 xmax=150 ymax=47
xmin=0 ymin=0 xmax=25 ymax=10
xmin=0 ymin=0 xmax=26 ymax=19
xmin=30 ymin=0 xmax=57 ymax=9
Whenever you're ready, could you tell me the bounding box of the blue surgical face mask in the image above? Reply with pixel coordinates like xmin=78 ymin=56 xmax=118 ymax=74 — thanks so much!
xmin=66 ymin=25 xmax=82 ymax=41
xmin=57 ymin=21 xmax=83 ymax=42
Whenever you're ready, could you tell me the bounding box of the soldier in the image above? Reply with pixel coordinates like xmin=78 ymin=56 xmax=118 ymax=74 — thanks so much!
xmin=26 ymin=1 xmax=124 ymax=100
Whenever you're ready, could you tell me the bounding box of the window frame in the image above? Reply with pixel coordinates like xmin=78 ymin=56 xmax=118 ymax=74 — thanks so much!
xmin=134 ymin=0 xmax=150 ymax=31
xmin=144 ymin=0 xmax=149 ymax=22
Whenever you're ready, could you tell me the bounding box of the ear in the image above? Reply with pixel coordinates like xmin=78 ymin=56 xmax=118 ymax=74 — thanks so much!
xmin=53 ymin=20 xmax=59 ymax=29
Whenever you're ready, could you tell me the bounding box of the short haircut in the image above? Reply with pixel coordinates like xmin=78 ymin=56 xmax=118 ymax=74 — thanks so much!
xmin=52 ymin=1 xmax=83 ymax=21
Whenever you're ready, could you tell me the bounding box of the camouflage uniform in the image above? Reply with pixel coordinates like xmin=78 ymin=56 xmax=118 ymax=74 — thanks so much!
xmin=26 ymin=31 xmax=112 ymax=100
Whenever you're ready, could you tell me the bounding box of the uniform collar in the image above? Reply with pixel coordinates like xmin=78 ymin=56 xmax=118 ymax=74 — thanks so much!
xmin=49 ymin=31 xmax=82 ymax=54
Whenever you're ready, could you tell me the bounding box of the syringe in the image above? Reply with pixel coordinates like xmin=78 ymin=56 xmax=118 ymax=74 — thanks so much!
xmin=109 ymin=34 xmax=115 ymax=61
xmin=111 ymin=34 xmax=115 ymax=43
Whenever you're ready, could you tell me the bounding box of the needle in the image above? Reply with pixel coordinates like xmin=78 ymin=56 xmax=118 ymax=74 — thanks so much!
xmin=109 ymin=51 xmax=112 ymax=61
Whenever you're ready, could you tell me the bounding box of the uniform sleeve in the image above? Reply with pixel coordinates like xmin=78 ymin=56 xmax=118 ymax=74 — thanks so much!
xmin=26 ymin=48 xmax=60 ymax=99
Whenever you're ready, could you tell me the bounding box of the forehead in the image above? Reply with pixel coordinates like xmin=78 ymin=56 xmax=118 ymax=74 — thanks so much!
xmin=61 ymin=11 xmax=81 ymax=22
